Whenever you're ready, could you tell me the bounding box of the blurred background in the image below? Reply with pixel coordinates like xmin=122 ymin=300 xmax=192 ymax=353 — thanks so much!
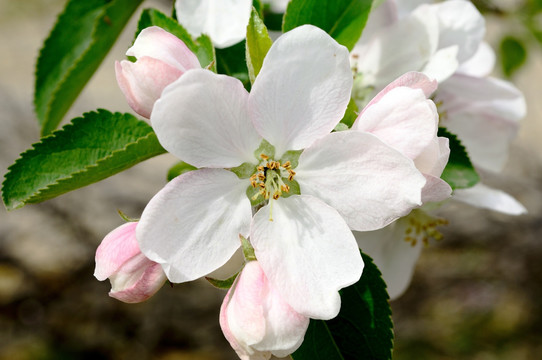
xmin=0 ymin=0 xmax=541 ymax=359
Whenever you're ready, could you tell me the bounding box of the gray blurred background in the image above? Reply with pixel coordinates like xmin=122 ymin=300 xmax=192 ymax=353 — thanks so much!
xmin=1 ymin=1 xmax=541 ymax=359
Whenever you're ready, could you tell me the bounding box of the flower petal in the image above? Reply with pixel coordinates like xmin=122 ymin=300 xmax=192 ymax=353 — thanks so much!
xmin=251 ymin=195 xmax=363 ymax=319
xmin=176 ymin=0 xmax=252 ymax=48
xmin=437 ymin=74 xmax=525 ymax=172
xmin=151 ymin=69 xmax=262 ymax=168
xmin=457 ymin=42 xmax=495 ymax=77
xmin=137 ymin=168 xmax=252 ymax=283
xmin=94 ymin=222 xmax=140 ymax=281
xmin=249 ymin=25 xmax=352 ymax=157
xmin=354 ymin=222 xmax=423 ymax=300
xmin=414 ymin=137 xmax=450 ymax=177
xmin=453 ymin=183 xmax=527 ymax=215
xmin=353 ymin=85 xmax=438 ymax=160
xmin=421 ymin=175 xmax=452 ymax=203
xmin=115 ymin=58 xmax=183 ymax=119
xmin=127 ymin=26 xmax=201 ymax=71
xmin=296 ymin=131 xmax=425 ymax=231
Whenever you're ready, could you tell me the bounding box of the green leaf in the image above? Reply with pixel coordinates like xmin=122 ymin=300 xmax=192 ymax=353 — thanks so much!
xmin=2 ymin=110 xmax=166 ymax=210
xmin=282 ymin=0 xmax=373 ymax=50
xmin=339 ymin=97 xmax=359 ymax=128
xmin=437 ymin=127 xmax=480 ymax=190
xmin=205 ymin=272 xmax=239 ymax=290
xmin=216 ymin=41 xmax=251 ymax=90
xmin=499 ymin=36 xmax=527 ymax=78
xmin=35 ymin=0 xmax=144 ymax=135
xmin=167 ymin=161 xmax=197 ymax=181
xmin=292 ymin=251 xmax=394 ymax=360
xmin=246 ymin=8 xmax=273 ymax=84
xmin=136 ymin=8 xmax=216 ymax=71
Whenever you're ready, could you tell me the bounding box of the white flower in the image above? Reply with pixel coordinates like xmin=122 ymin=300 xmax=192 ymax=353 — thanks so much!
xmin=137 ymin=25 xmax=426 ymax=319
xmin=175 ymin=0 xmax=253 ymax=48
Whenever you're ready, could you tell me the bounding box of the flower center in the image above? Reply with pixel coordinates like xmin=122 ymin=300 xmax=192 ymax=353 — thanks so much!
xmin=249 ymin=154 xmax=296 ymax=201
xmin=402 ymin=209 xmax=448 ymax=247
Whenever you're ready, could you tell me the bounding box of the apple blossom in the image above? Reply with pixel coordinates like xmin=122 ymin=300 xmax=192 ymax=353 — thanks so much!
xmin=220 ymin=261 xmax=309 ymax=360
xmin=175 ymin=0 xmax=252 ymax=49
xmin=115 ymin=26 xmax=201 ymax=118
xmin=94 ymin=222 xmax=167 ymax=303
xmin=137 ymin=25 xmax=426 ymax=319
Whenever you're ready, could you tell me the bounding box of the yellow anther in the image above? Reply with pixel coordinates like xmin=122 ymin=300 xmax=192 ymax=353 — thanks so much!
xmin=282 ymin=161 xmax=291 ymax=169
xmin=260 ymin=154 xmax=269 ymax=160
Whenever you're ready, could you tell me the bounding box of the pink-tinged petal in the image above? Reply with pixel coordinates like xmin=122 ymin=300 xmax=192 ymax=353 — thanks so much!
xmin=437 ymin=74 xmax=525 ymax=172
xmin=457 ymin=42 xmax=496 ymax=77
xmin=94 ymin=222 xmax=140 ymax=281
xmin=421 ymin=175 xmax=452 ymax=204
xmin=353 ymin=86 xmax=438 ymax=159
xmin=108 ymin=256 xmax=167 ymax=303
xmin=115 ymin=58 xmax=183 ymax=119
xmin=151 ymin=69 xmax=262 ymax=168
xmin=176 ymin=0 xmax=252 ymax=48
xmin=430 ymin=0 xmax=485 ymax=64
xmin=249 ymin=25 xmax=352 ymax=157
xmin=354 ymin=222 xmax=423 ymax=300
xmin=296 ymin=131 xmax=425 ymax=231
xmin=127 ymin=26 xmax=201 ymax=71
xmin=414 ymin=137 xmax=450 ymax=177
xmin=453 ymin=183 xmax=527 ymax=215
xmin=220 ymin=262 xmax=309 ymax=360
xmin=352 ymin=9 xmax=438 ymax=92
xmin=251 ymin=195 xmax=364 ymax=319
xmin=137 ymin=169 xmax=252 ymax=283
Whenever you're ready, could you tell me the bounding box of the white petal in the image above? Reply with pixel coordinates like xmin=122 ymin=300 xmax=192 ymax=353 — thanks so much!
xmin=414 ymin=137 xmax=450 ymax=177
xmin=457 ymin=42 xmax=496 ymax=77
xmin=151 ymin=69 xmax=261 ymax=168
xmin=176 ymin=0 xmax=252 ymax=48
xmin=353 ymin=86 xmax=438 ymax=160
xmin=354 ymin=222 xmax=423 ymax=300
xmin=453 ymin=183 xmax=527 ymax=215
xmin=352 ymin=9 xmax=438 ymax=91
xmin=421 ymin=175 xmax=452 ymax=204
xmin=296 ymin=131 xmax=425 ymax=231
xmin=422 ymin=45 xmax=459 ymax=83
xmin=437 ymin=74 xmax=525 ymax=172
xmin=137 ymin=169 xmax=252 ymax=283
xmin=251 ymin=195 xmax=364 ymax=319
xmin=430 ymin=0 xmax=485 ymax=64
xmin=249 ymin=25 xmax=352 ymax=157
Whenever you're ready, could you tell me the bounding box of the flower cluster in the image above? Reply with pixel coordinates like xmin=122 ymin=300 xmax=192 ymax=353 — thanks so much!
xmin=92 ymin=1 xmax=526 ymax=358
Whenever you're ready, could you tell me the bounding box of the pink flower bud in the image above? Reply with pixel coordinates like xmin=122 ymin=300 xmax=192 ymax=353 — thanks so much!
xmin=94 ymin=222 xmax=166 ymax=303
xmin=220 ymin=261 xmax=309 ymax=360
xmin=115 ymin=26 xmax=201 ymax=118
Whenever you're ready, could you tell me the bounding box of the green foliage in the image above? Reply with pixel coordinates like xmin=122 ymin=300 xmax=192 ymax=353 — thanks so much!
xmin=2 ymin=110 xmax=166 ymax=210
xmin=205 ymin=272 xmax=239 ymax=290
xmin=34 ymin=0 xmax=143 ymax=135
xmin=136 ymin=8 xmax=216 ymax=71
xmin=499 ymin=36 xmax=527 ymax=78
xmin=216 ymin=41 xmax=251 ymax=90
xmin=292 ymin=251 xmax=394 ymax=360
xmin=167 ymin=161 xmax=198 ymax=181
xmin=283 ymin=0 xmax=373 ymax=50
xmin=339 ymin=97 xmax=360 ymax=128
xmin=438 ymin=128 xmax=480 ymax=190
xmin=246 ymin=8 xmax=273 ymax=84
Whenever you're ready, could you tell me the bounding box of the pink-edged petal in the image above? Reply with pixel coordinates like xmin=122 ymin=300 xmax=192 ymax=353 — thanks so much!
xmin=421 ymin=175 xmax=452 ymax=204
xmin=176 ymin=0 xmax=252 ymax=48
xmin=296 ymin=131 xmax=425 ymax=231
xmin=249 ymin=25 xmax=352 ymax=157
xmin=127 ymin=26 xmax=201 ymax=71
xmin=437 ymin=74 xmax=525 ymax=172
xmin=453 ymin=183 xmax=527 ymax=215
xmin=108 ymin=256 xmax=167 ymax=303
xmin=251 ymin=195 xmax=364 ymax=319
xmin=354 ymin=222 xmax=423 ymax=300
xmin=414 ymin=137 xmax=450 ymax=177
xmin=115 ymin=58 xmax=183 ymax=119
xmin=137 ymin=169 xmax=252 ymax=283
xmin=352 ymin=9 xmax=438 ymax=92
xmin=457 ymin=42 xmax=496 ymax=77
xmin=430 ymin=0 xmax=485 ymax=64
xmin=151 ymin=69 xmax=262 ymax=168
xmin=94 ymin=222 xmax=140 ymax=281
xmin=353 ymin=86 xmax=438 ymax=159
